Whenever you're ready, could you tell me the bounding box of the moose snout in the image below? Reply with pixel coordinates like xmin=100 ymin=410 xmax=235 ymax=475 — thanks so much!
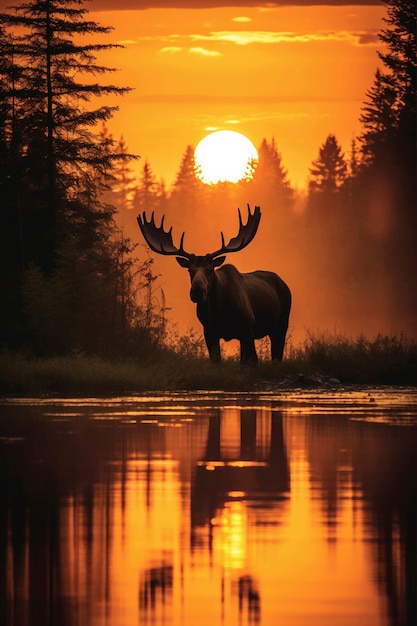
xmin=190 ymin=286 xmax=207 ymax=304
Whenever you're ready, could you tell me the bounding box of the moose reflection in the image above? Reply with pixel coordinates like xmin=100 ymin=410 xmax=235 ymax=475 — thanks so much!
xmin=191 ymin=409 xmax=289 ymax=531
xmin=137 ymin=205 xmax=291 ymax=362
xmin=139 ymin=564 xmax=173 ymax=614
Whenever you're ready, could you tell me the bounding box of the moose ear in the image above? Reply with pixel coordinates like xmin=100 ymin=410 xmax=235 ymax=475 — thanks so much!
xmin=213 ymin=256 xmax=226 ymax=268
xmin=176 ymin=257 xmax=190 ymax=268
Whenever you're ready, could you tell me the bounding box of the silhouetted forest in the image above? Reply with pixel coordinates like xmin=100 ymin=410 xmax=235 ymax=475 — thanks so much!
xmin=0 ymin=0 xmax=415 ymax=357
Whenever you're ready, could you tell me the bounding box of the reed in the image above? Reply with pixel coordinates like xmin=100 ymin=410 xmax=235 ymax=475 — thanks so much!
xmin=0 ymin=332 xmax=415 ymax=395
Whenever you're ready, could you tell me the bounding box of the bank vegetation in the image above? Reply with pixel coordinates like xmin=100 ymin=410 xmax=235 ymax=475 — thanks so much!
xmin=1 ymin=332 xmax=415 ymax=395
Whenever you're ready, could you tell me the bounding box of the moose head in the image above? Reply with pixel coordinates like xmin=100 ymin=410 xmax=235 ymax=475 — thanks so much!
xmin=138 ymin=204 xmax=261 ymax=303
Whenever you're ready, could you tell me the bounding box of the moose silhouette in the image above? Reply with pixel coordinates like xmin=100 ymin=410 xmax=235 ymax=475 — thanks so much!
xmin=137 ymin=205 xmax=291 ymax=362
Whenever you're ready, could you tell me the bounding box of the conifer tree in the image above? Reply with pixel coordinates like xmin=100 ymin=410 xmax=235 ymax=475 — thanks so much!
xmin=308 ymin=134 xmax=347 ymax=197
xmin=106 ymin=135 xmax=137 ymax=212
xmin=357 ymin=0 xmax=416 ymax=328
xmin=171 ymin=145 xmax=202 ymax=197
xmin=0 ymin=0 xmax=139 ymax=352
xmin=113 ymin=136 xmax=137 ymax=211
xmin=348 ymin=136 xmax=360 ymax=181
xmin=134 ymin=161 xmax=160 ymax=214
xmin=378 ymin=0 xmax=416 ymax=122
xmin=359 ymin=0 xmax=416 ymax=195
xmin=169 ymin=145 xmax=206 ymax=220
xmin=0 ymin=0 xmax=132 ymax=274
xmin=359 ymin=69 xmax=398 ymax=165
xmin=250 ymin=137 xmax=294 ymax=210
xmin=306 ymin=134 xmax=348 ymax=272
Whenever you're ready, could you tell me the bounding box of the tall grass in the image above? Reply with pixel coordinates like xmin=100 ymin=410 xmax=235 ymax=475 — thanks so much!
xmin=0 ymin=332 xmax=415 ymax=395
xmin=289 ymin=332 xmax=417 ymax=384
xmin=0 ymin=349 xmax=253 ymax=395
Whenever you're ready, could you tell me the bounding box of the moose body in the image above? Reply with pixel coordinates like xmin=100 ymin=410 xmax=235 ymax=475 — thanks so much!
xmin=181 ymin=259 xmax=291 ymax=361
xmin=137 ymin=205 xmax=291 ymax=363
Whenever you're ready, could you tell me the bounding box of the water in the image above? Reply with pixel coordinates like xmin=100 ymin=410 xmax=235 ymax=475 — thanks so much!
xmin=0 ymin=389 xmax=416 ymax=626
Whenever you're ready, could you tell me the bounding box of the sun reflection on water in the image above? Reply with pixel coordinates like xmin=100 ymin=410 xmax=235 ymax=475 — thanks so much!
xmin=0 ymin=389 xmax=416 ymax=626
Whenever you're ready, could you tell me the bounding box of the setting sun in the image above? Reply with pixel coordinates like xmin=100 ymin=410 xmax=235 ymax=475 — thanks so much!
xmin=194 ymin=130 xmax=258 ymax=184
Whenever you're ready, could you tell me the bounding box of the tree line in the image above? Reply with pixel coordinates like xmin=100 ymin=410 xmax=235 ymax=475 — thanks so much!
xmin=0 ymin=0 xmax=415 ymax=357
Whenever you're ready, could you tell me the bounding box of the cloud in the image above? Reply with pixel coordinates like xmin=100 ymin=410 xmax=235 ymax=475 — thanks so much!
xmin=186 ymin=28 xmax=380 ymax=46
xmin=160 ymin=46 xmax=184 ymax=53
xmin=159 ymin=45 xmax=222 ymax=56
xmin=120 ymin=27 xmax=379 ymax=49
xmin=87 ymin=0 xmax=381 ymax=9
xmin=117 ymin=39 xmax=140 ymax=45
xmin=127 ymin=27 xmax=379 ymax=50
xmin=356 ymin=31 xmax=380 ymax=44
xmin=189 ymin=47 xmax=222 ymax=56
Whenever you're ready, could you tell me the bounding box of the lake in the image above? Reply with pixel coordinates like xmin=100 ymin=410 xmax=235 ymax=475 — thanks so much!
xmin=0 ymin=388 xmax=416 ymax=626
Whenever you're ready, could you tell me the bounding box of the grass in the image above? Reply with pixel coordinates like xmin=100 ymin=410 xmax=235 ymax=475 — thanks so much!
xmin=0 ymin=332 xmax=416 ymax=395
xmin=290 ymin=332 xmax=417 ymax=385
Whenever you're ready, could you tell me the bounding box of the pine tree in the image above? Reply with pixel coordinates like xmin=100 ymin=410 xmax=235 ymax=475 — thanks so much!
xmin=342 ymin=136 xmax=362 ymax=212
xmin=359 ymin=69 xmax=398 ymax=165
xmin=101 ymin=130 xmax=137 ymax=213
xmin=308 ymin=134 xmax=348 ymax=197
xmin=306 ymin=133 xmax=348 ymax=270
xmin=0 ymin=0 xmax=139 ymax=352
xmin=359 ymin=0 xmax=416 ymax=195
xmin=134 ymin=161 xmax=160 ymax=214
xmin=0 ymin=27 xmax=11 ymax=173
xmin=356 ymin=0 xmax=416 ymax=328
xmin=169 ymin=145 xmax=207 ymax=221
xmin=378 ymin=0 xmax=416 ymax=120
xmin=250 ymin=137 xmax=293 ymax=209
xmin=348 ymin=136 xmax=360 ymax=180
xmin=112 ymin=135 xmax=137 ymax=212
xmin=171 ymin=145 xmax=202 ymax=198
xmin=0 ymin=0 xmax=132 ymax=274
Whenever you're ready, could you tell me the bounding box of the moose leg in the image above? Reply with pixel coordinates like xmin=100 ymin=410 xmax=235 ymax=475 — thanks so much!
xmin=204 ymin=329 xmax=221 ymax=362
xmin=271 ymin=281 xmax=291 ymax=360
xmin=240 ymin=336 xmax=258 ymax=363
xmin=270 ymin=325 xmax=288 ymax=360
xmin=270 ymin=335 xmax=284 ymax=360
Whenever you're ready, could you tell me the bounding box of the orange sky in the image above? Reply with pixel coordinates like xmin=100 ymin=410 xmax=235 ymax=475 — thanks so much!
xmin=88 ymin=0 xmax=386 ymax=189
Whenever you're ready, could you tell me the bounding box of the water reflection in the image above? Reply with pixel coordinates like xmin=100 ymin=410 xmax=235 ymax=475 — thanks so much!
xmin=0 ymin=391 xmax=416 ymax=626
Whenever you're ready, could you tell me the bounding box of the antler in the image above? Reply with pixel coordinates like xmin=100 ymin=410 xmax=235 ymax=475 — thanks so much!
xmin=138 ymin=205 xmax=261 ymax=260
xmin=137 ymin=212 xmax=191 ymax=259
xmin=209 ymin=204 xmax=261 ymax=260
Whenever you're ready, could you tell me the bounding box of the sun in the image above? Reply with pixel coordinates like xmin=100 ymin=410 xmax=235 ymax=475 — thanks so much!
xmin=194 ymin=130 xmax=258 ymax=185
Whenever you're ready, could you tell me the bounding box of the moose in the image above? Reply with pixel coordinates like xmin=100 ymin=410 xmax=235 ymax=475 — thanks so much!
xmin=137 ymin=205 xmax=291 ymax=363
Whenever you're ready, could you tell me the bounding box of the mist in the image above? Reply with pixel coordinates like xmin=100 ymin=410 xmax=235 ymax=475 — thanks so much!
xmin=118 ymin=173 xmax=417 ymax=352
